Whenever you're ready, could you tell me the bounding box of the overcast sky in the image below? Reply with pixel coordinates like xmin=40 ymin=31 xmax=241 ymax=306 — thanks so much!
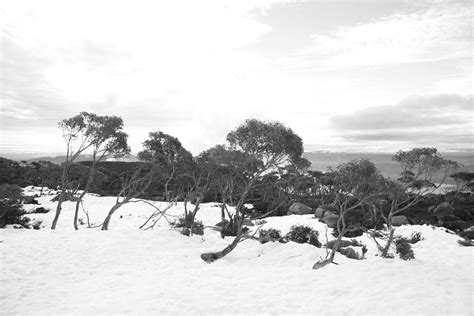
xmin=1 ymin=0 xmax=472 ymax=156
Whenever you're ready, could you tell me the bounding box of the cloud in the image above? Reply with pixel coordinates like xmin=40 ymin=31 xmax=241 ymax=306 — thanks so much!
xmin=292 ymin=1 xmax=471 ymax=69
xmin=330 ymin=94 xmax=472 ymax=130
xmin=328 ymin=94 xmax=473 ymax=151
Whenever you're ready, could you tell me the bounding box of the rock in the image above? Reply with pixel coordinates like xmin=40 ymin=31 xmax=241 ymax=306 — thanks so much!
xmin=314 ymin=204 xmax=337 ymax=218
xmin=459 ymin=226 xmax=474 ymax=239
xmin=338 ymin=247 xmax=360 ymax=260
xmin=391 ymin=215 xmax=409 ymax=227
xmin=343 ymin=228 xmax=364 ymax=238
xmin=314 ymin=207 xmax=326 ymax=218
xmin=32 ymin=207 xmax=49 ymax=214
xmin=287 ymin=202 xmax=312 ymax=215
xmin=442 ymin=220 xmax=471 ymax=232
xmin=325 ymin=239 xmax=359 ymax=250
xmin=23 ymin=196 xmax=38 ymax=204
xmin=321 ymin=212 xmax=339 ymax=228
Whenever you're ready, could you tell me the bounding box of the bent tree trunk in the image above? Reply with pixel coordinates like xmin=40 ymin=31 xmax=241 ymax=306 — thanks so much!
xmin=102 ymin=203 xmax=123 ymax=230
xmin=313 ymin=213 xmax=347 ymax=269
xmin=381 ymin=218 xmax=395 ymax=257
xmin=73 ymin=162 xmax=96 ymax=230
xmin=201 ymin=218 xmax=243 ymax=263
xmin=51 ymin=191 xmax=65 ymax=229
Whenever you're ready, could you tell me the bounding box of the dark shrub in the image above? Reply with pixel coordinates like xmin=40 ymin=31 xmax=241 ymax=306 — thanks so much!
xmin=32 ymin=207 xmax=50 ymax=214
xmin=395 ymin=238 xmax=415 ymax=260
xmin=407 ymin=231 xmax=423 ymax=244
xmin=0 ymin=184 xmax=30 ymax=228
xmin=174 ymin=213 xmax=204 ymax=236
xmin=259 ymin=228 xmax=282 ymax=243
xmin=286 ymin=225 xmax=321 ymax=247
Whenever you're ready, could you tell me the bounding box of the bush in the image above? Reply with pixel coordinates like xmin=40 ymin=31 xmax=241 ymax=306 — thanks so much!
xmin=31 ymin=207 xmax=50 ymax=214
xmin=395 ymin=238 xmax=415 ymax=260
xmin=174 ymin=213 xmax=204 ymax=236
xmin=258 ymin=228 xmax=282 ymax=243
xmin=407 ymin=231 xmax=423 ymax=244
xmin=0 ymin=184 xmax=30 ymax=228
xmin=286 ymin=225 xmax=321 ymax=247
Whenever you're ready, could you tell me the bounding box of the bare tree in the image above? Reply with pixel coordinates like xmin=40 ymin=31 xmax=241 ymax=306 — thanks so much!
xmin=101 ymin=164 xmax=156 ymax=230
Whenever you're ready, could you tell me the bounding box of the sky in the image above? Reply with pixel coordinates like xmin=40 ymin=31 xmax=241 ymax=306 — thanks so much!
xmin=0 ymin=0 xmax=472 ymax=157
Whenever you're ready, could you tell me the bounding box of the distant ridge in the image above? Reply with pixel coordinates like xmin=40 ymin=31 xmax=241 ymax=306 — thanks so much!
xmin=24 ymin=155 xmax=139 ymax=164
xmin=304 ymin=151 xmax=474 ymax=179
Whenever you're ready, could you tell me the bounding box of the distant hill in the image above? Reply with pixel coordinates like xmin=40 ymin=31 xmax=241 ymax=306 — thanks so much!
xmin=24 ymin=155 xmax=138 ymax=164
xmin=304 ymin=151 xmax=474 ymax=180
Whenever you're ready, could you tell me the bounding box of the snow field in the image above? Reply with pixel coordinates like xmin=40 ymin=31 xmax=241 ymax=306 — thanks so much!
xmin=0 ymin=187 xmax=472 ymax=314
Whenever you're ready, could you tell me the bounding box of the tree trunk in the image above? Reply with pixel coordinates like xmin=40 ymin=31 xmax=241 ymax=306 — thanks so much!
xmin=73 ymin=192 xmax=87 ymax=230
xmin=313 ymin=211 xmax=346 ymax=269
xmin=51 ymin=154 xmax=69 ymax=230
xmin=102 ymin=203 xmax=123 ymax=230
xmin=381 ymin=224 xmax=395 ymax=257
xmin=201 ymin=219 xmax=243 ymax=263
xmin=73 ymin=162 xmax=96 ymax=230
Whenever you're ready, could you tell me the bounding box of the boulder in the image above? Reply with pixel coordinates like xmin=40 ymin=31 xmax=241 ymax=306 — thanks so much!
xmin=314 ymin=204 xmax=337 ymax=218
xmin=325 ymin=239 xmax=360 ymax=250
xmin=459 ymin=226 xmax=474 ymax=240
xmin=314 ymin=207 xmax=327 ymax=218
xmin=23 ymin=195 xmax=38 ymax=204
xmin=391 ymin=215 xmax=409 ymax=227
xmin=338 ymin=247 xmax=360 ymax=260
xmin=321 ymin=212 xmax=339 ymax=228
xmin=287 ymin=202 xmax=312 ymax=215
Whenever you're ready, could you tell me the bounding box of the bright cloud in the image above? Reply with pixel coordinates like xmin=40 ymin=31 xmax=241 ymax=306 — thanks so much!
xmin=297 ymin=1 xmax=471 ymax=69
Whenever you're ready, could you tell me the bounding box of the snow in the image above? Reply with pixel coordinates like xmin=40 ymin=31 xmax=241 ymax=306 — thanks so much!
xmin=1 ymin=186 xmax=472 ymax=314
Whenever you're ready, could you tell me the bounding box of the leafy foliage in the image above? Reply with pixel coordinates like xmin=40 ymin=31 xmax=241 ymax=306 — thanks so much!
xmin=395 ymin=238 xmax=415 ymax=260
xmin=0 ymin=184 xmax=29 ymax=228
xmin=286 ymin=225 xmax=321 ymax=247
xmin=258 ymin=228 xmax=282 ymax=243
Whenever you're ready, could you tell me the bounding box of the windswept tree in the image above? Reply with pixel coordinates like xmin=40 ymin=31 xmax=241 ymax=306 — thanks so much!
xmin=375 ymin=148 xmax=459 ymax=257
xmin=201 ymin=119 xmax=304 ymax=263
xmin=51 ymin=112 xmax=99 ymax=229
xmin=101 ymin=164 xmax=157 ymax=230
xmin=313 ymin=159 xmax=384 ymax=269
xmin=72 ymin=114 xmax=130 ymax=230
xmin=138 ymin=131 xmax=193 ymax=200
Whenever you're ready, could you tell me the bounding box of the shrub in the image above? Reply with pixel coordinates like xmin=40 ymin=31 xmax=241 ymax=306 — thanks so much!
xmin=0 ymin=184 xmax=30 ymax=228
xmin=30 ymin=220 xmax=43 ymax=230
xmin=259 ymin=228 xmax=282 ymax=243
xmin=286 ymin=225 xmax=321 ymax=247
xmin=174 ymin=213 xmax=204 ymax=236
xmin=32 ymin=207 xmax=50 ymax=214
xmin=395 ymin=238 xmax=415 ymax=260
xmin=407 ymin=231 xmax=423 ymax=244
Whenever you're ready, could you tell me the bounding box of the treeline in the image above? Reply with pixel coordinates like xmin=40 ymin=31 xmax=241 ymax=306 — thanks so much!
xmin=1 ymin=111 xmax=473 ymax=267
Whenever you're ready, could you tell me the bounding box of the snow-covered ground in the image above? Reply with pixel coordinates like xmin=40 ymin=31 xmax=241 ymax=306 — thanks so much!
xmin=1 ymin=186 xmax=472 ymax=315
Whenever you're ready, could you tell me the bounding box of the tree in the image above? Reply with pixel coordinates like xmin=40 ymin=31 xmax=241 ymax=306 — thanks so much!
xmin=138 ymin=131 xmax=193 ymax=201
xmin=313 ymin=159 xmax=384 ymax=269
xmin=51 ymin=112 xmax=99 ymax=229
xmin=101 ymin=164 xmax=157 ymax=230
xmin=0 ymin=184 xmax=28 ymax=228
xmin=201 ymin=119 xmax=304 ymax=263
xmin=376 ymin=148 xmax=459 ymax=257
xmin=72 ymin=114 xmax=130 ymax=230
